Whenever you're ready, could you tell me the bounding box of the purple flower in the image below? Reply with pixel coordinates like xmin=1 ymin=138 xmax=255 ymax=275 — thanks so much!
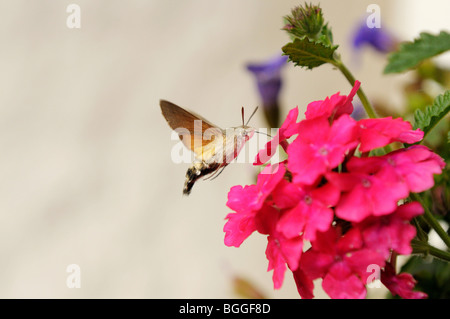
xmin=352 ymin=21 xmax=397 ymax=53
xmin=246 ymin=54 xmax=288 ymax=127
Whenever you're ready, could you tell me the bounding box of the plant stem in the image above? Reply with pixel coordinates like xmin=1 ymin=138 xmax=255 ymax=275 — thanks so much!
xmin=411 ymin=192 xmax=450 ymax=249
xmin=412 ymin=217 xmax=428 ymax=242
xmin=423 ymin=205 xmax=450 ymax=248
xmin=332 ymin=59 xmax=378 ymax=119
xmin=411 ymin=239 xmax=450 ymax=262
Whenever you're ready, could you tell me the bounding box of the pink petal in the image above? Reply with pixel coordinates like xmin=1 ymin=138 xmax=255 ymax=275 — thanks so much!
xmin=305 ymin=81 xmax=360 ymax=120
xmin=330 ymin=114 xmax=358 ymax=144
xmin=226 ymin=185 xmax=260 ymax=213
xmin=265 ymin=235 xmax=287 ymax=289
xmin=395 ymin=201 xmax=423 ymax=220
xmin=303 ymin=203 xmax=334 ymax=241
xmin=254 ymin=204 xmax=279 ymax=235
xmin=254 ymin=107 xmax=300 ymax=165
xmin=358 ymin=117 xmax=423 ymax=152
xmin=336 ymin=228 xmax=364 ymax=252
xmin=335 ymin=184 xmax=372 ymax=222
xmin=344 ymin=248 xmax=386 ymax=283
xmin=288 ymin=141 xmax=327 ymax=185
xmin=300 ymin=249 xmax=334 ymax=279
xmin=292 ymin=267 xmax=315 ymax=299
xmin=223 ymin=211 xmax=256 ymax=247
xmin=381 ymin=262 xmax=427 ymax=299
xmin=279 ymin=235 xmax=304 ymax=271
xmin=297 ymin=116 xmax=330 ymax=144
xmin=277 ymin=204 xmax=306 ymax=239
xmin=311 ymin=182 xmax=340 ymax=207
xmin=271 ymin=179 xmax=302 ymax=209
xmin=397 ymin=129 xmax=424 ymax=143
xmin=323 ymin=263 xmax=367 ymax=299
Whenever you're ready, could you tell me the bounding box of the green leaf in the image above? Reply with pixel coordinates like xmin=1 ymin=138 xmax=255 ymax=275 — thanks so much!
xmin=384 ymin=31 xmax=450 ymax=74
xmin=282 ymin=37 xmax=338 ymax=70
xmin=413 ymin=90 xmax=450 ymax=139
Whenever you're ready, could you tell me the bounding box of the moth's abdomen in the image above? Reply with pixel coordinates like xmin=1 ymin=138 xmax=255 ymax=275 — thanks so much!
xmin=183 ymin=162 xmax=221 ymax=195
xmin=183 ymin=166 xmax=201 ymax=195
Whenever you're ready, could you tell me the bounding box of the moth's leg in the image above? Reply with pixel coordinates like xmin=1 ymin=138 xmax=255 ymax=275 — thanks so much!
xmin=203 ymin=165 xmax=221 ymax=180
xmin=206 ymin=165 xmax=226 ymax=181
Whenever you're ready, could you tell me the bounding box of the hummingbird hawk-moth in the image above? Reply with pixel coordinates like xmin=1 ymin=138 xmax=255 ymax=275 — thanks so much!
xmin=160 ymin=100 xmax=257 ymax=195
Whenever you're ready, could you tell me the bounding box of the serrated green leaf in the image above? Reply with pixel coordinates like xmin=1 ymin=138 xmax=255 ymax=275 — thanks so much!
xmin=384 ymin=31 xmax=450 ymax=74
xmin=282 ymin=37 xmax=338 ymax=70
xmin=413 ymin=90 xmax=450 ymax=139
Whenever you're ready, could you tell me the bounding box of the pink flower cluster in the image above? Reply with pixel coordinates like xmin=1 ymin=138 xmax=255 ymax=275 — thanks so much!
xmin=224 ymin=81 xmax=445 ymax=299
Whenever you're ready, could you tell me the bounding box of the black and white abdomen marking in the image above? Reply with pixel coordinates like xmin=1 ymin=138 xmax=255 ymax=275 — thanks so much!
xmin=183 ymin=162 xmax=221 ymax=195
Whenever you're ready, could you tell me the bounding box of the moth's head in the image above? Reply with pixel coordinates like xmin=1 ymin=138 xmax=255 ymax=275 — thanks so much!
xmin=240 ymin=125 xmax=255 ymax=141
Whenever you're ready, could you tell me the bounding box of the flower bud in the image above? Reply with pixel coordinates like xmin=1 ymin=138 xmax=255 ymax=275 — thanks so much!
xmin=283 ymin=3 xmax=324 ymax=40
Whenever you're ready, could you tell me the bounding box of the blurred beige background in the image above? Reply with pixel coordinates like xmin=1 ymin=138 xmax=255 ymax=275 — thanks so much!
xmin=0 ymin=0 xmax=448 ymax=298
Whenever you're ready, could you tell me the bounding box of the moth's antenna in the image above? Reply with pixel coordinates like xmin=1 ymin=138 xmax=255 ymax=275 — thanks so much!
xmin=241 ymin=107 xmax=245 ymax=126
xmin=245 ymin=106 xmax=259 ymax=126
xmin=255 ymin=130 xmax=272 ymax=138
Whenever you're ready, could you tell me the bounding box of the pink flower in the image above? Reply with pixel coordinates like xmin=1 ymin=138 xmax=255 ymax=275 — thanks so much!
xmin=346 ymin=145 xmax=445 ymax=193
xmin=305 ymin=80 xmax=361 ymax=120
xmin=224 ymin=163 xmax=286 ymax=247
xmin=288 ymin=114 xmax=358 ymax=185
xmin=356 ymin=202 xmax=424 ymax=258
xmin=381 ymin=261 xmax=428 ymax=299
xmin=223 ymin=204 xmax=257 ymax=248
xmin=226 ymin=163 xmax=286 ymax=213
xmin=383 ymin=145 xmax=445 ymax=193
xmin=266 ymin=231 xmax=303 ymax=289
xmin=254 ymin=107 xmax=300 ymax=165
xmin=300 ymin=227 xmax=385 ymax=299
xmin=224 ymin=82 xmax=444 ymax=299
xmin=224 ymin=162 xmax=304 ymax=290
xmin=277 ymin=183 xmax=340 ymax=241
xmin=358 ymin=117 xmax=423 ymax=152
xmin=327 ymin=163 xmax=409 ymax=222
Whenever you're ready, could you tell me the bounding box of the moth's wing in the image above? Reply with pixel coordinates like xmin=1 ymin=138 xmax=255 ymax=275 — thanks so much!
xmin=160 ymin=100 xmax=218 ymax=130
xmin=160 ymin=100 xmax=223 ymax=158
